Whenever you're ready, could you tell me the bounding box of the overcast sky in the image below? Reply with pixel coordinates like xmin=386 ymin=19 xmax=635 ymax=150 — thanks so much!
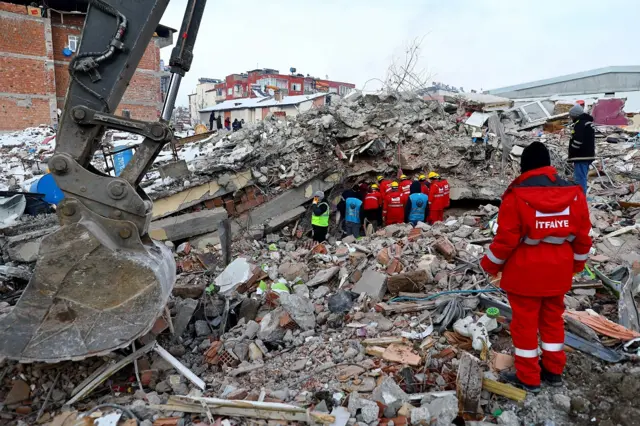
xmin=160 ymin=0 xmax=640 ymax=107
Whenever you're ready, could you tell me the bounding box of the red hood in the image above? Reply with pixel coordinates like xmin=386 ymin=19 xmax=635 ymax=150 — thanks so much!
xmin=505 ymin=166 xmax=581 ymax=213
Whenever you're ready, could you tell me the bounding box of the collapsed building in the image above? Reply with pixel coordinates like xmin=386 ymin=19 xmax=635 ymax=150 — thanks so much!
xmin=1 ymin=90 xmax=640 ymax=425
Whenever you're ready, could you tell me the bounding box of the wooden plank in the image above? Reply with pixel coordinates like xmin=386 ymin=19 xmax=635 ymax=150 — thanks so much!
xmin=387 ymin=269 xmax=430 ymax=294
xmin=482 ymin=378 xmax=526 ymax=402
xmin=362 ymin=337 xmax=405 ymax=346
xmin=157 ymin=396 xmax=336 ymax=424
xmin=457 ymin=352 xmax=483 ymax=416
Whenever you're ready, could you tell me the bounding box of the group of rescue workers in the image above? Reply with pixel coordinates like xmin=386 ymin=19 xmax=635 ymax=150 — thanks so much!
xmin=310 ymin=171 xmax=451 ymax=243
xmin=306 ymin=102 xmax=595 ymax=395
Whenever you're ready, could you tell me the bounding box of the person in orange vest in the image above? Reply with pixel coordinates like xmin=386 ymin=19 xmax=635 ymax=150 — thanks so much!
xmin=480 ymin=141 xmax=592 ymax=392
xmin=399 ymin=174 xmax=412 ymax=197
xmin=427 ymin=172 xmax=450 ymax=223
xmin=363 ymin=183 xmax=383 ymax=227
xmin=377 ymin=175 xmax=392 ymax=195
xmin=383 ymin=182 xmax=407 ymax=225
xmin=418 ymin=174 xmax=430 ymax=195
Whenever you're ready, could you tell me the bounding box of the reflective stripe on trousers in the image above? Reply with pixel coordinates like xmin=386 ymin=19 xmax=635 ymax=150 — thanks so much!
xmin=541 ymin=342 xmax=564 ymax=352
xmin=515 ymin=347 xmax=539 ymax=358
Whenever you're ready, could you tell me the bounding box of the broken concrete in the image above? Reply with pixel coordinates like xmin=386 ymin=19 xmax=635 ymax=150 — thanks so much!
xmin=265 ymin=207 xmax=306 ymax=234
xmin=150 ymin=208 xmax=228 ymax=241
xmin=306 ymin=266 xmax=340 ymax=287
xmin=352 ymin=269 xmax=387 ymax=300
xmin=159 ymin=160 xmax=190 ymax=179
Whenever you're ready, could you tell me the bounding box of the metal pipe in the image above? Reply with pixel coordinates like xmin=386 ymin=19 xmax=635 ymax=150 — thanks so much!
xmin=161 ymin=73 xmax=182 ymax=122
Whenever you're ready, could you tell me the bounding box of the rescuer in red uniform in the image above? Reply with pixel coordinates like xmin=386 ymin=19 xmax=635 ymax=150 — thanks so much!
xmin=427 ymin=172 xmax=450 ymax=223
xmin=383 ymin=182 xmax=407 ymax=225
xmin=377 ymin=175 xmax=392 ymax=196
xmin=363 ymin=183 xmax=383 ymax=227
xmin=480 ymin=142 xmax=592 ymax=393
xmin=399 ymin=174 xmax=412 ymax=197
xmin=418 ymin=174 xmax=430 ymax=195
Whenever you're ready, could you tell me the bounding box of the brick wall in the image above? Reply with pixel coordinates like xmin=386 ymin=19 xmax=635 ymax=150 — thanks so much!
xmin=0 ymin=2 xmax=168 ymax=131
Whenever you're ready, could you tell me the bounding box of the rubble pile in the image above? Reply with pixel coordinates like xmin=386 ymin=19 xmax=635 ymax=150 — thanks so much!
xmin=146 ymin=92 xmax=524 ymax=201
xmin=2 ymin=91 xmax=640 ymax=425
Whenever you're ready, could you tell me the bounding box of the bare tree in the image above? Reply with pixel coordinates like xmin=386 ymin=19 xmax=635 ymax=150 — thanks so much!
xmin=385 ymin=36 xmax=431 ymax=94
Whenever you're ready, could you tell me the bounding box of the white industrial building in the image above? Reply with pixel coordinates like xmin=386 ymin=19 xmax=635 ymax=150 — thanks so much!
xmin=486 ymin=66 xmax=640 ymax=111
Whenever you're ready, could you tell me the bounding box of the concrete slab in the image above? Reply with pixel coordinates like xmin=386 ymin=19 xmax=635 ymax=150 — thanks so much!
xmin=150 ymin=207 xmax=228 ymax=241
xmin=265 ymin=206 xmax=306 ymax=233
xmin=159 ymin=160 xmax=190 ymax=179
xmin=352 ymin=269 xmax=388 ymax=300
xmin=307 ymin=266 xmax=340 ymax=287
xmin=3 ymin=226 xmax=57 ymax=263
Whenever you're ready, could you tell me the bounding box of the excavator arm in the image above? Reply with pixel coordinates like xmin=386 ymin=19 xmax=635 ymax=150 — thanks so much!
xmin=0 ymin=0 xmax=206 ymax=362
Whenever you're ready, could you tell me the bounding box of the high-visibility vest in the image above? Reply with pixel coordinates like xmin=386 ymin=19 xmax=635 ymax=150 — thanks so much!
xmin=311 ymin=202 xmax=330 ymax=227
xmin=345 ymin=197 xmax=363 ymax=223
xmin=408 ymin=193 xmax=428 ymax=222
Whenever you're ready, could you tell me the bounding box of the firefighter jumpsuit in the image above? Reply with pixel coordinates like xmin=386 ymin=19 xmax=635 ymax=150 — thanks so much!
xmin=379 ymin=179 xmax=392 ymax=196
xmin=383 ymin=190 xmax=406 ymax=225
xmin=400 ymin=179 xmax=412 ymax=197
xmin=480 ymin=166 xmax=592 ymax=386
xmin=428 ymin=178 xmax=450 ymax=223
xmin=363 ymin=189 xmax=383 ymax=227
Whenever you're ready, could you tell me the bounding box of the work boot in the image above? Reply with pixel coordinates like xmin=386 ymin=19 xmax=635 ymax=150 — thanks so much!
xmin=500 ymin=371 xmax=541 ymax=393
xmin=540 ymin=363 xmax=563 ymax=387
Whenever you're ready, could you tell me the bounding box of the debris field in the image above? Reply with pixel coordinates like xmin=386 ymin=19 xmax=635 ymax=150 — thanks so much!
xmin=1 ymin=91 xmax=640 ymax=426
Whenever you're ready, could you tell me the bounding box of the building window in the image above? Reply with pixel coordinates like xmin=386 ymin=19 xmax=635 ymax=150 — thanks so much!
xmin=122 ymin=109 xmax=131 ymax=119
xmin=227 ymin=88 xmax=233 ymax=96
xmin=339 ymin=85 xmax=352 ymax=95
xmin=68 ymin=35 xmax=79 ymax=52
xmin=304 ymin=81 xmax=314 ymax=93
xmin=329 ymin=87 xmax=338 ymax=94
xmin=604 ymin=92 xmax=615 ymax=98
xmin=235 ymin=84 xmax=242 ymax=93
xmin=217 ymin=89 xmax=223 ymax=96
xmin=291 ymin=83 xmax=301 ymax=91
xmin=276 ymin=79 xmax=288 ymax=90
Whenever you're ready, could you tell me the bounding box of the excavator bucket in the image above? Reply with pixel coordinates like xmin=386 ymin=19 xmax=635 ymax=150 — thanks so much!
xmin=0 ymin=221 xmax=175 ymax=362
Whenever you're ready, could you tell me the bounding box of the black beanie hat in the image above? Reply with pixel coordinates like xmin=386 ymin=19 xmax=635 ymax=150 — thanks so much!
xmin=520 ymin=141 xmax=551 ymax=173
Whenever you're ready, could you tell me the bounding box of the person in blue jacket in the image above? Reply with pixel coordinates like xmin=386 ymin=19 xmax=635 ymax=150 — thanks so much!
xmin=404 ymin=181 xmax=429 ymax=225
xmin=344 ymin=194 xmax=364 ymax=238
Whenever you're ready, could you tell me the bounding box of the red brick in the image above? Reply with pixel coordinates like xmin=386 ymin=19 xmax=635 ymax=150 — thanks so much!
xmin=0 ymin=3 xmax=27 ymax=13
xmin=256 ymin=195 xmax=265 ymax=205
xmin=204 ymin=199 xmax=216 ymax=209
xmin=224 ymin=200 xmax=235 ymax=214
xmin=0 ymin=5 xmax=165 ymax=131
xmin=235 ymin=203 xmax=246 ymax=214
xmin=213 ymin=198 xmax=223 ymax=207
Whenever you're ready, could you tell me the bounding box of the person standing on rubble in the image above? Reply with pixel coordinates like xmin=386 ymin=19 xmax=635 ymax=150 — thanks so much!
xmin=224 ymin=116 xmax=231 ymax=131
xmin=480 ymin=141 xmax=592 ymax=393
xmin=216 ymin=114 xmax=223 ymax=131
xmin=377 ymin=175 xmax=392 ymax=195
xmin=344 ymin=193 xmax=364 ymax=238
xmin=363 ymin=183 xmax=383 ymax=228
xmin=232 ymin=118 xmax=241 ymax=132
xmin=427 ymin=172 xmax=450 ymax=223
xmin=399 ymin=174 xmax=412 ymax=197
xmin=568 ymin=104 xmax=596 ymax=194
xmin=383 ymin=182 xmax=407 ymax=225
xmin=418 ymin=174 xmax=430 ymax=195
xmin=337 ymin=187 xmax=361 ymax=235
xmin=405 ymin=181 xmax=429 ymax=225
xmin=311 ymin=191 xmax=330 ymax=242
